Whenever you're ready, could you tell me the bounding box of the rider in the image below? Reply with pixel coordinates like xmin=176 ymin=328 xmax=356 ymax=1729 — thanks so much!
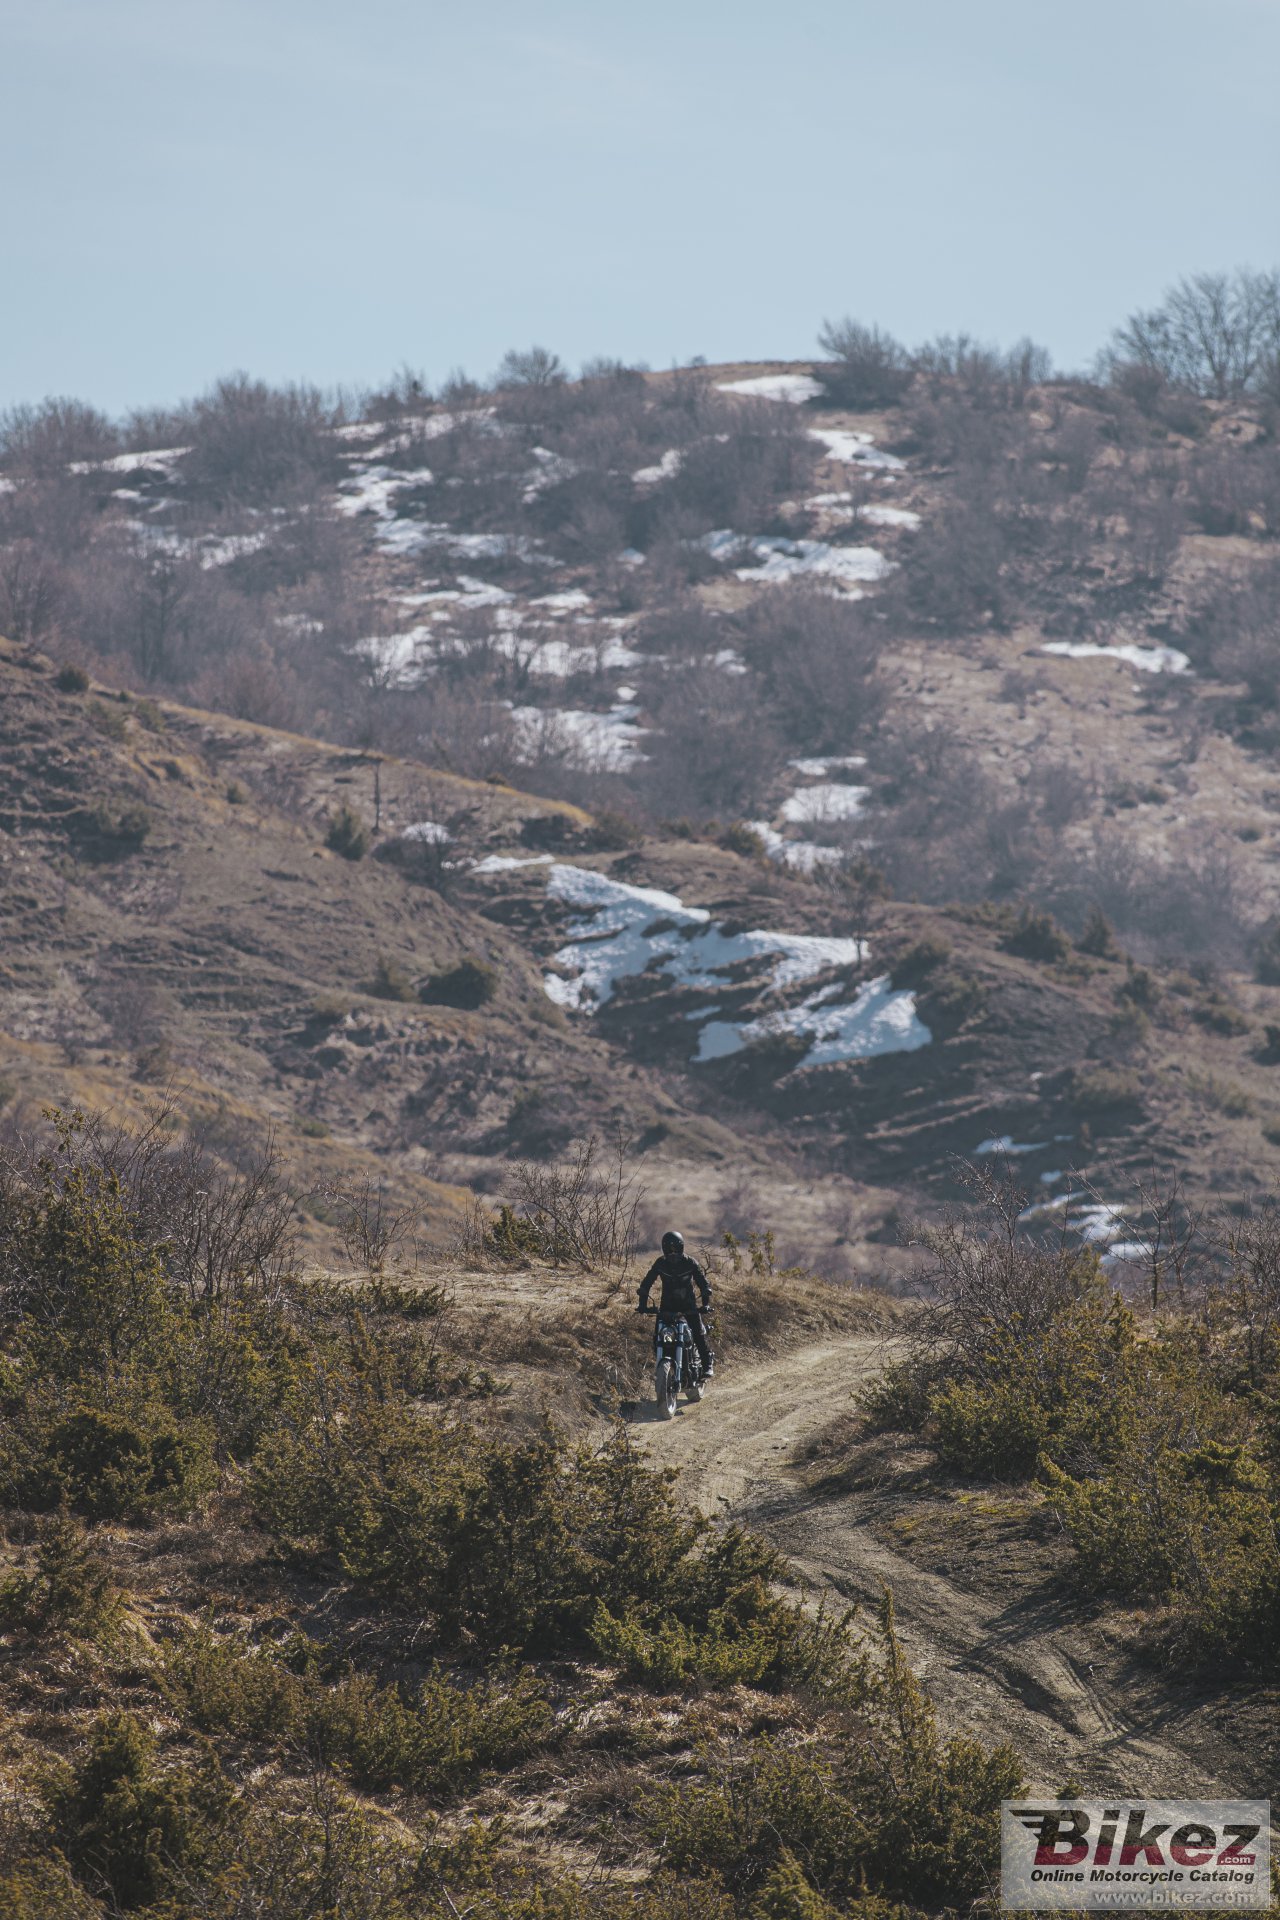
xmin=637 ymin=1232 xmax=714 ymax=1377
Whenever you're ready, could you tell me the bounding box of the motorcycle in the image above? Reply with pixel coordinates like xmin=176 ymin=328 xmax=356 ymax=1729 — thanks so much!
xmin=640 ymin=1306 xmax=708 ymax=1420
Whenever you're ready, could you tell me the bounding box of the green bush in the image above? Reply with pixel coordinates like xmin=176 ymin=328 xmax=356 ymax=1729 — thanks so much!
xmin=1000 ymin=906 xmax=1071 ymax=963
xmin=1078 ymin=905 xmax=1120 ymax=957
xmin=749 ymin=1849 xmax=835 ymax=1920
xmin=928 ymin=1286 xmax=1143 ymax=1479
xmin=1068 ymin=1065 xmax=1143 ymax=1113
xmin=890 ymin=935 xmax=951 ymax=987
xmin=367 ymin=953 xmax=416 ymax=1002
xmin=587 ymin=808 xmax=642 ymax=851
xmin=87 ymin=701 xmax=128 ymax=742
xmin=0 ymin=1112 xmax=303 ymax=1520
xmin=717 ymin=821 xmax=766 ymax=859
xmin=44 ymin=1712 xmax=232 ymax=1911
xmin=255 ymin=1396 xmax=854 ymax=1685
xmin=76 ymin=798 xmax=152 ymax=855
xmin=0 ymin=1859 xmax=102 ymax=1919
xmin=420 ymin=957 xmax=499 ymax=1009
xmin=649 ymin=1597 xmax=1018 ymax=1909
xmin=858 ymin=1359 xmax=937 ymax=1435
xmin=0 ymin=1508 xmax=124 ymax=1644
xmin=29 ymin=1403 xmax=217 ymax=1521
xmin=326 ymin=804 xmax=370 ymax=860
xmin=162 ymin=1625 xmax=556 ymax=1795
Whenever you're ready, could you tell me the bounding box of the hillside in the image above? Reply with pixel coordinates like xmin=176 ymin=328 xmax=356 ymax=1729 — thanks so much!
xmin=6 ymin=614 xmax=1280 ymax=1278
xmin=6 ymin=334 xmax=1280 ymax=1916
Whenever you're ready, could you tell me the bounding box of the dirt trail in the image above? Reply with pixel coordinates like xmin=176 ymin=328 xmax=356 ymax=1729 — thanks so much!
xmin=639 ymin=1334 xmax=1230 ymax=1796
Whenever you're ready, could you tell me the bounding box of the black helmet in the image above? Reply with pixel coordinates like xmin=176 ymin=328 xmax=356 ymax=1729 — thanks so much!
xmin=661 ymin=1230 xmax=685 ymax=1260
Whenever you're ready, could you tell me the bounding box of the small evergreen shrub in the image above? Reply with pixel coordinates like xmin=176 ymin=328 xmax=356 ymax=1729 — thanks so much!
xmin=44 ymin=1712 xmax=232 ymax=1912
xmin=1078 ymin=904 xmax=1120 ymax=957
xmin=162 ymin=1625 xmax=557 ymax=1795
xmin=77 ymin=799 xmax=152 ymax=855
xmin=0 ymin=1508 xmax=123 ymax=1644
xmin=717 ymin=821 xmax=766 ymax=859
xmin=87 ymin=700 xmax=128 ymax=742
xmin=588 ymin=809 xmax=642 ymax=851
xmin=367 ymin=953 xmax=416 ymax=1002
xmin=55 ymin=664 xmax=90 ymax=694
xmin=890 ymin=935 xmax=951 ymax=987
xmin=420 ymin=957 xmax=499 ymax=1009
xmin=326 ymin=804 xmax=370 ymax=860
xmin=1068 ymin=1065 xmax=1143 ymax=1113
xmin=1001 ymin=906 xmax=1071 ymax=963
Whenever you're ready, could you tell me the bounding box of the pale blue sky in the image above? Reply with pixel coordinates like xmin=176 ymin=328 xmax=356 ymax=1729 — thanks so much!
xmin=3 ymin=0 xmax=1278 ymax=413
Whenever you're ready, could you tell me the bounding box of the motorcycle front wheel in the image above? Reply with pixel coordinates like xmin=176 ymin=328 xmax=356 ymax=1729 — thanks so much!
xmin=655 ymin=1360 xmax=678 ymax=1420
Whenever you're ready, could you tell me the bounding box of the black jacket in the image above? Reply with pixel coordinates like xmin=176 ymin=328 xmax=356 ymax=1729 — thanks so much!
xmin=638 ymin=1254 xmax=711 ymax=1318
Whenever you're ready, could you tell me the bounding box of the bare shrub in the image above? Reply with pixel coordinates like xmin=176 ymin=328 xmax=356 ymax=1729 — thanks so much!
xmin=0 ymin=1104 xmax=297 ymax=1317
xmin=1042 ymin=821 xmax=1254 ymax=965
xmin=325 ymin=1174 xmax=417 ymax=1272
xmin=0 ymin=398 xmax=118 ymax=475
xmin=639 ymin=661 xmax=785 ymax=817
xmin=182 ymin=374 xmax=341 ymax=504
xmin=735 ymin=588 xmax=885 ymax=751
xmin=1209 ymin=1195 xmax=1280 ymax=1385
xmin=0 ymin=539 xmax=64 ymax=643
xmin=496 ymin=345 xmax=565 ymax=389
xmin=1107 ymin=266 xmax=1280 ymax=399
xmin=665 ymin=400 xmax=819 ymax=533
xmin=1183 ymin=559 xmax=1280 ymax=708
xmin=912 ymin=334 xmax=1052 ymax=408
xmin=893 ymin=489 xmax=1012 ymax=628
xmin=899 ymin=1166 xmax=1101 ymax=1386
xmin=1026 ymin=757 xmax=1094 ymax=827
xmin=815 ymin=319 xmax=911 ymax=408
xmin=500 ymin=1130 xmax=644 ymax=1271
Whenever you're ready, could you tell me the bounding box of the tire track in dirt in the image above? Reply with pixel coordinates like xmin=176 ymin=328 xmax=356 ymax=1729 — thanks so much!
xmin=638 ymin=1336 xmax=1228 ymax=1795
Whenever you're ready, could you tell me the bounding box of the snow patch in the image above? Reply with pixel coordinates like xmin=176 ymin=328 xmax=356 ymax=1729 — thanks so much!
xmin=472 ymin=852 xmax=554 ymax=873
xmin=1041 ymin=640 xmax=1190 ymax=675
xmin=747 ymin=821 xmax=843 ymax=873
xmin=542 ymin=864 xmax=866 ymax=1012
xmin=72 ymin=446 xmax=190 ymax=475
xmin=974 ymin=1136 xmax=1052 ymax=1157
xmin=401 ymin=575 xmax=516 ymax=611
xmin=694 ymin=975 xmax=930 ymax=1065
xmin=717 ymin=373 xmax=824 ymax=404
xmin=788 ymin=755 xmax=867 ymax=777
xmin=809 ymin=428 xmax=905 ymax=471
xmin=700 ymin=529 xmax=889 ymax=590
xmin=401 ymin=821 xmax=451 ymax=844
xmin=511 ymin=703 xmax=647 ymax=772
xmin=632 ymin=448 xmax=684 ymax=484
xmin=780 ymin=782 xmax=869 ymax=824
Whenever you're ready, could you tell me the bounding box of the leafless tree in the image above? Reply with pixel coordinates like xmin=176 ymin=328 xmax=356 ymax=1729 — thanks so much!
xmin=496 ymin=345 xmax=565 ymax=389
xmin=326 ymin=1174 xmax=417 ymax=1272
xmin=0 ymin=539 xmax=62 ymax=643
xmin=1107 ymin=267 xmax=1280 ymax=398
xmin=509 ymin=1129 xmax=645 ymax=1272
xmin=816 ymin=319 xmax=912 ymax=407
